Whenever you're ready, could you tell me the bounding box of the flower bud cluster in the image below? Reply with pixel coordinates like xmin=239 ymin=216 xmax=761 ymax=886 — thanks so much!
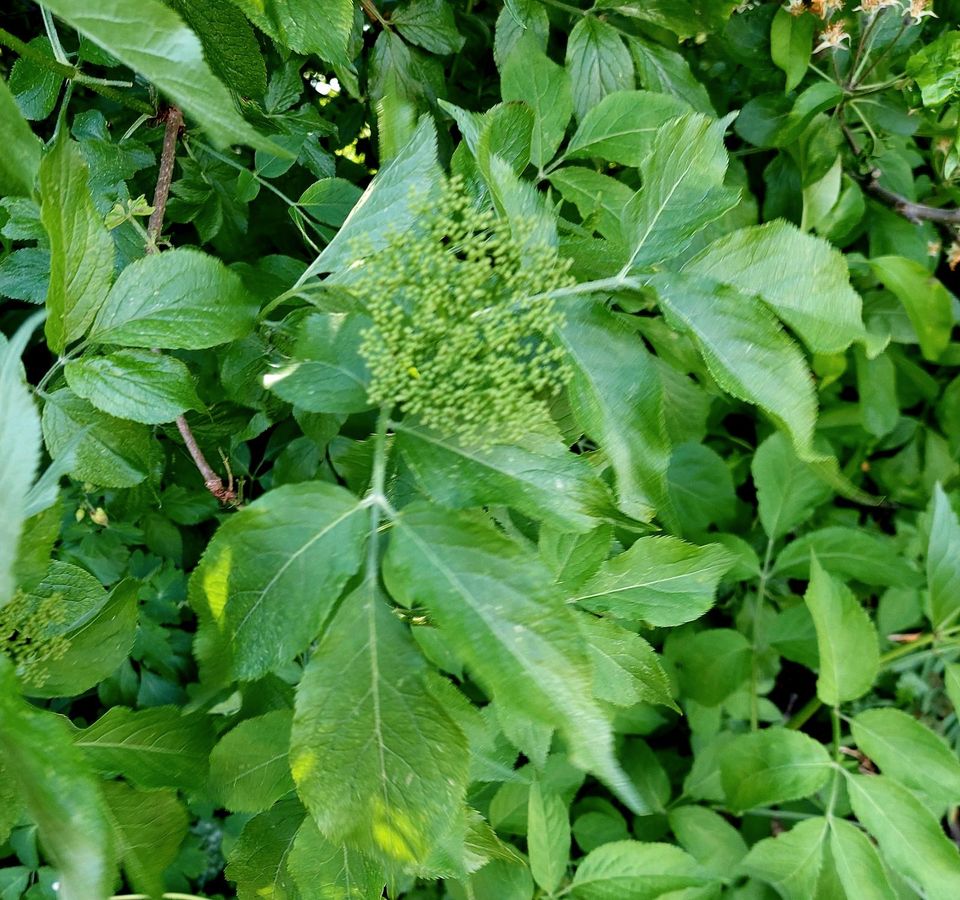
xmin=356 ymin=179 xmax=573 ymax=444
xmin=0 ymin=591 xmax=71 ymax=686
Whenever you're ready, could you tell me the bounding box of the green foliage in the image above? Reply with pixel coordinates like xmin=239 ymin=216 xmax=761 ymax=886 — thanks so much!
xmin=4 ymin=0 xmax=960 ymax=898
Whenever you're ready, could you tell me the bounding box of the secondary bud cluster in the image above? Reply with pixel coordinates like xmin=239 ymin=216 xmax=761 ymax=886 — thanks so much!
xmin=356 ymin=179 xmax=573 ymax=445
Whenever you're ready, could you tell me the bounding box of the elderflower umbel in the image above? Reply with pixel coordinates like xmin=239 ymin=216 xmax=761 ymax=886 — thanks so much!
xmin=355 ymin=179 xmax=573 ymax=445
xmin=815 ymin=21 xmax=851 ymax=52
xmin=0 ymin=590 xmax=71 ymax=686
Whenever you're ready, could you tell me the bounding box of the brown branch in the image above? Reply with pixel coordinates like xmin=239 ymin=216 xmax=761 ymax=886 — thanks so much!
xmin=146 ymin=106 xmax=183 ymax=252
xmin=359 ymin=0 xmax=392 ymax=29
xmin=863 ymin=169 xmax=960 ymax=225
xmin=147 ymin=105 xmax=237 ymax=505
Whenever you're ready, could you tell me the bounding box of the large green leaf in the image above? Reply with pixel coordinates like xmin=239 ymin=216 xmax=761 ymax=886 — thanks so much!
xmin=668 ymin=806 xmax=747 ymax=877
xmin=209 ymin=710 xmax=295 ymax=814
xmin=752 ymin=432 xmax=832 ymax=541
xmin=527 ymin=778 xmax=570 ymax=894
xmin=565 ymin=90 xmax=691 ymax=167
xmin=548 ymin=167 xmax=632 ymax=243
xmin=75 ymin=705 xmax=214 ymax=793
xmin=648 ymin=271 xmax=818 ymax=459
xmin=573 ymin=536 xmax=733 ymax=627
xmin=926 ymin=483 xmax=960 ymax=629
xmin=803 ymin=556 xmax=879 ymax=705
xmin=290 ymin=584 xmax=468 ymax=870
xmin=39 ymin=0 xmax=277 ymax=150
xmin=740 ymin=817 xmax=828 ymax=900
xmin=629 ymin=38 xmax=714 ymax=112
xmin=65 ymin=350 xmax=202 ymax=424
xmin=0 ymin=75 xmax=41 ymax=196
xmin=570 ymin=840 xmax=712 ymax=899
xmin=41 ymin=388 xmax=153 ymax=488
xmin=871 ymin=255 xmax=952 ymax=362
xmin=0 ymin=313 xmax=42 ymax=607
xmin=302 ymin=116 xmax=441 ymax=277
xmin=851 ymin=708 xmax=960 ymax=812
xmin=229 ymin=0 xmax=354 ymax=66
xmin=846 ymin=774 xmax=960 ymax=900
xmin=622 ymin=113 xmax=739 ymax=273
xmin=565 ymin=18 xmax=634 ymax=122
xmin=556 ymin=300 xmax=670 ymax=521
xmin=190 ymin=481 xmax=367 ymax=682
xmin=225 ymin=798 xmax=303 ymax=900
xmin=719 ymin=728 xmax=832 ymax=812
xmin=829 ymin=818 xmax=897 ymax=900
xmin=20 ymin=569 xmax=138 ymax=699
xmin=396 ymin=422 xmax=613 ymax=533
xmin=87 ymin=248 xmax=259 ymax=349
xmin=288 ymin=817 xmax=385 ymax=900
xmin=774 ymin=527 xmax=921 ymax=587
xmin=383 ymin=505 xmax=645 ymax=813
xmin=501 ymin=41 xmax=573 ymax=168
xmin=683 ymin=220 xmax=872 ymax=355
xmin=0 ymin=657 xmax=116 ymax=900
xmin=39 ymin=132 xmax=114 ymax=354
xmin=102 ymin=780 xmax=187 ymax=899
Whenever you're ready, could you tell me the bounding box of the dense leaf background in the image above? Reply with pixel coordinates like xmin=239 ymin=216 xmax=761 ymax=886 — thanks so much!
xmin=3 ymin=0 xmax=960 ymax=897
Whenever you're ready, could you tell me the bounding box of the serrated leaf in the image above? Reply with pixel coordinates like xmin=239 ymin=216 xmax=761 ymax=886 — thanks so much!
xmin=41 ymin=387 xmax=153 ymax=488
xmin=0 ymin=657 xmax=116 ymax=900
xmin=396 ymin=422 xmax=612 ymax=533
xmin=565 ymin=90 xmax=691 ymax=168
xmin=571 ymin=840 xmax=712 ymax=899
xmin=102 ymin=780 xmax=187 ymax=899
xmin=65 ymin=350 xmax=201 ymax=424
xmin=740 ymin=817 xmax=828 ymax=900
xmin=0 ymin=247 xmax=50 ymax=303
xmin=774 ymin=527 xmax=920 ymax=586
xmin=288 ymin=817 xmax=385 ymax=900
xmin=0 ymin=313 xmax=43 ymax=607
xmin=75 ymin=705 xmax=214 ymax=793
xmin=393 ymin=0 xmax=464 ymax=55
xmin=752 ymin=432 xmax=832 ymax=541
xmin=927 ymin=483 xmax=960 ymax=629
xmin=190 ymin=481 xmax=367 ymax=683
xmin=10 ymin=37 xmax=61 ymax=120
xmin=169 ymin=0 xmax=267 ymax=98
xmin=851 ymin=708 xmax=960 ymax=812
xmin=290 ymin=583 xmax=468 ymax=869
xmin=501 ymin=41 xmax=572 ymax=167
xmin=622 ymin=113 xmax=740 ymax=273
xmin=548 ymin=167 xmax=632 ymax=242
xmin=649 ymin=271 xmax=818 ymax=460
xmin=556 ymin=300 xmax=670 ymax=521
xmin=21 ymin=569 xmax=138 ymax=699
xmin=565 ymin=18 xmax=634 ymax=122
xmin=39 ymin=0 xmax=278 ymax=150
xmin=0 ymin=75 xmax=41 ymax=196
xmin=263 ymin=313 xmax=372 ymax=415
xmin=39 ymin=131 xmax=114 ymax=354
xmin=528 ymin=779 xmax=570 ymax=893
xmin=87 ymin=247 xmax=259 ymax=349
xmin=829 ymin=817 xmax=896 ymax=900
xmin=719 ymin=728 xmax=832 ymax=812
xmin=574 ymin=536 xmax=733 ymax=627
xmin=226 ymin=798 xmax=303 ymax=900
xmin=383 ymin=504 xmax=646 ymax=814
xmin=303 ymin=116 xmax=440 ymax=276
xmin=804 ymin=555 xmax=879 ymax=705
xmin=540 ymin=526 xmax=613 ymax=594
xmin=629 ymin=38 xmax=713 ymax=113
xmin=683 ymin=220 xmax=872 ymax=356
xmin=672 ymin=628 xmax=752 ymax=707
xmin=770 ymin=7 xmax=814 ymax=93
xmin=231 ymin=0 xmax=354 ymax=66
xmin=846 ymin=773 xmax=960 ymax=900
xmin=668 ymin=806 xmax=747 ymax=877
xmin=209 ymin=710 xmax=295 ymax=814
xmin=580 ymin=613 xmax=676 ymax=710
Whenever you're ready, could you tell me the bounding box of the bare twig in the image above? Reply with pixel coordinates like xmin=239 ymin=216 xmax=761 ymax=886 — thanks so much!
xmin=146 ymin=106 xmax=237 ymax=505
xmin=359 ymin=0 xmax=392 ymax=29
xmin=863 ymin=170 xmax=960 ymax=225
xmin=146 ymin=106 xmax=183 ymax=252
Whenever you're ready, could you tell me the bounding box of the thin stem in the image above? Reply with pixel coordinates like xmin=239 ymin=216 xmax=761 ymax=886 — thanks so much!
xmin=539 ymin=0 xmax=590 ymax=15
xmin=359 ymin=0 xmax=393 ymax=30
xmin=849 ymin=8 xmax=888 ymax=87
xmin=40 ymin=6 xmax=69 ymax=65
xmin=365 ymin=406 xmax=393 ymax=583
xmin=146 ymin=107 xmax=183 ymax=252
xmin=751 ymin=537 xmax=775 ymax=731
xmin=855 ymin=17 xmax=909 ymax=86
xmin=0 ymin=26 xmax=155 ymax=115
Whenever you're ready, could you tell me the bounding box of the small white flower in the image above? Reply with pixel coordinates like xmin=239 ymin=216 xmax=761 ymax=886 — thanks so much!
xmin=907 ymin=0 xmax=937 ymax=19
xmin=815 ymin=21 xmax=851 ymax=52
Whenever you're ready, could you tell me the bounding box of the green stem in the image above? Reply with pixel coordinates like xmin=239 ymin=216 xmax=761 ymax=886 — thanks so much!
xmin=0 ymin=26 xmax=154 ymax=115
xmin=365 ymin=406 xmax=393 ymax=583
xmin=849 ymin=7 xmax=888 ymax=87
xmin=40 ymin=6 xmax=69 ymax=65
xmin=855 ymin=17 xmax=909 ymax=87
xmin=750 ymin=537 xmax=775 ymax=731
xmin=538 ymin=0 xmax=590 ymax=15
